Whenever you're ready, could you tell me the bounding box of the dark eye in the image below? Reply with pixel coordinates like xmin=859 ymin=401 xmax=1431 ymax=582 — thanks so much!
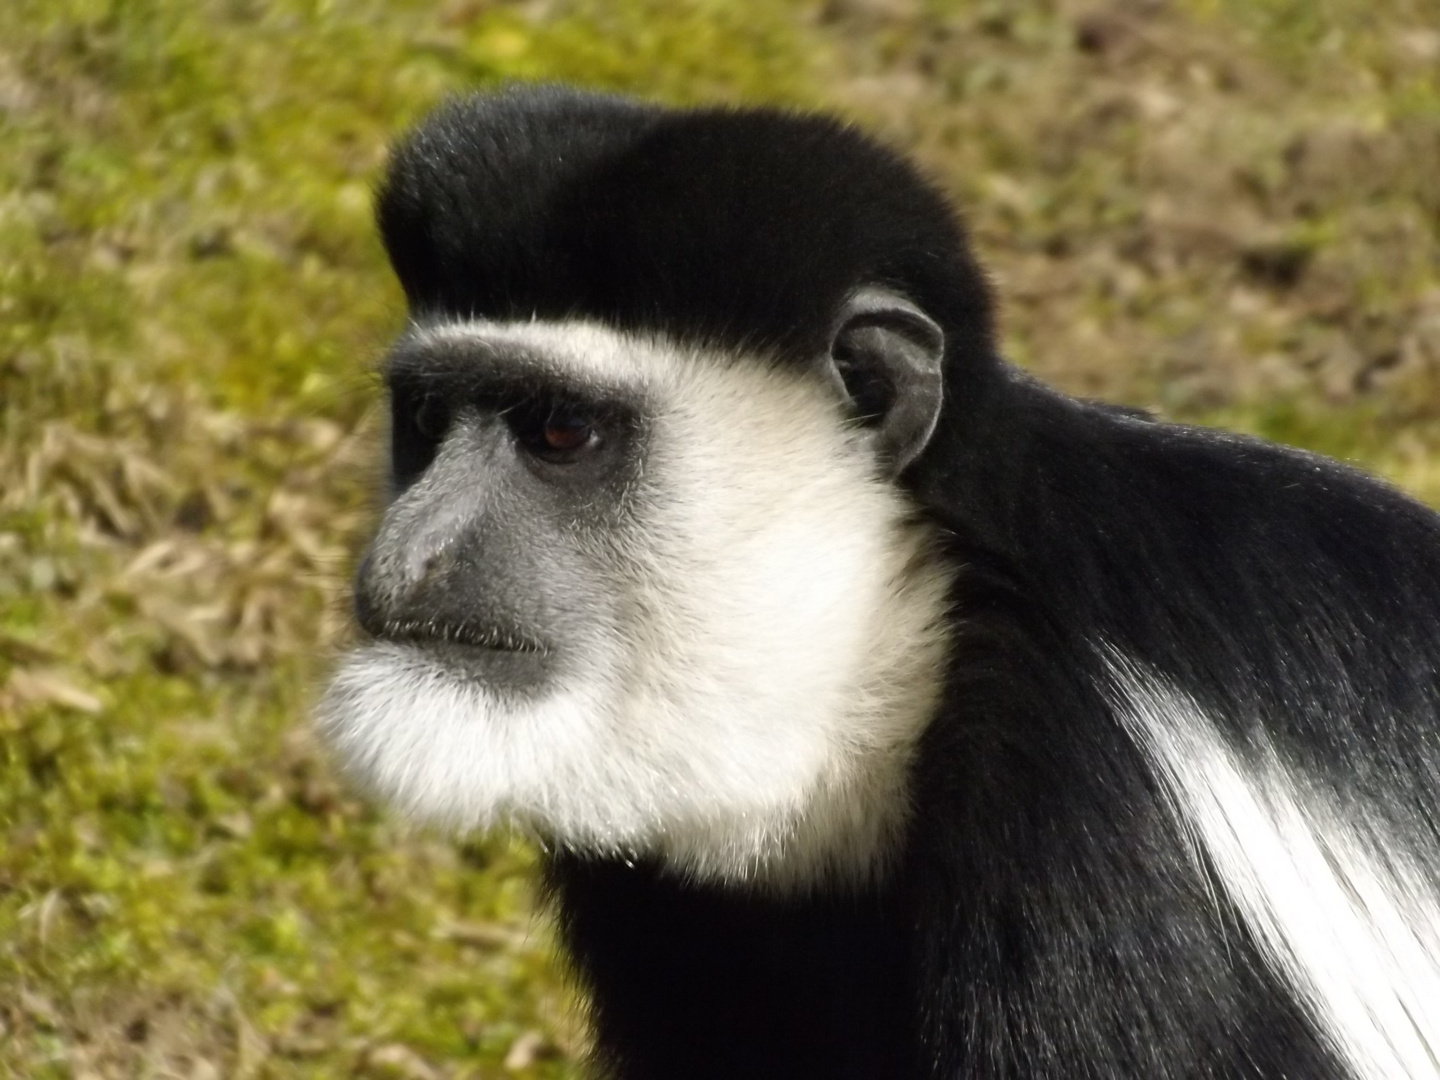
xmin=509 ymin=403 xmax=600 ymax=464
xmin=412 ymin=394 xmax=447 ymax=440
xmin=388 ymin=386 xmax=449 ymax=487
xmin=542 ymin=413 xmax=595 ymax=452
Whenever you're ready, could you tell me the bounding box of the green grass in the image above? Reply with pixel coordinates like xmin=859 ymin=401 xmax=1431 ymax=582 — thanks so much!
xmin=2 ymin=0 xmax=1438 ymax=1075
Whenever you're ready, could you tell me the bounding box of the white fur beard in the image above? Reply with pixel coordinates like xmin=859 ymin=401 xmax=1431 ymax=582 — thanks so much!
xmin=318 ymin=642 xmax=923 ymax=890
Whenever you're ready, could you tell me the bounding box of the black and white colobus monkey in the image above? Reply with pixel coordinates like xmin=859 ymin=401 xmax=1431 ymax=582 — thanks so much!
xmin=319 ymin=85 xmax=1440 ymax=1080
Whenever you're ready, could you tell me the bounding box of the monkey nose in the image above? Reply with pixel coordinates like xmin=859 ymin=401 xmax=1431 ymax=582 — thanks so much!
xmin=352 ymin=514 xmax=473 ymax=639
xmin=387 ymin=471 xmax=488 ymax=592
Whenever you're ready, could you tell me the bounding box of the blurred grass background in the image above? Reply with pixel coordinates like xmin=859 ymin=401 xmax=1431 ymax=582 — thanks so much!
xmin=1 ymin=0 xmax=1437 ymax=1076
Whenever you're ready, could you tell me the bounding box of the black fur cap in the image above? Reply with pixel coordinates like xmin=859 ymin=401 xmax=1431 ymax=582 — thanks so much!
xmin=377 ymin=85 xmax=995 ymax=367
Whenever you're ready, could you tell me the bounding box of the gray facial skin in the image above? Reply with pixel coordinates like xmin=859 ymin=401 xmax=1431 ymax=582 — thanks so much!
xmin=354 ymin=332 xmax=648 ymax=698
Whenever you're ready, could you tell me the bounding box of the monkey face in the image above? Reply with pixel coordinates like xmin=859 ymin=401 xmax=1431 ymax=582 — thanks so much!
xmin=318 ymin=318 xmax=953 ymax=889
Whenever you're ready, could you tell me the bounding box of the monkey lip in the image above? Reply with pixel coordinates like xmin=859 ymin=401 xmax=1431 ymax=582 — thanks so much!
xmin=368 ymin=619 xmax=555 ymax=694
xmin=372 ymin=618 xmax=548 ymax=656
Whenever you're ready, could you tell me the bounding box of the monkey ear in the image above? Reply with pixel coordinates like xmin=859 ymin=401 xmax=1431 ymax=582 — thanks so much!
xmin=825 ymin=287 xmax=946 ymax=476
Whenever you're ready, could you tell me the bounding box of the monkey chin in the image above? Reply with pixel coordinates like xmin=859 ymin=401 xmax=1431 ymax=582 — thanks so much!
xmin=316 ymin=640 xmax=919 ymax=892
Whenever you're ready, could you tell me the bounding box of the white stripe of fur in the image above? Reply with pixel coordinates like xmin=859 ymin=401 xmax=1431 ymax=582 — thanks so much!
xmin=321 ymin=319 xmax=954 ymax=890
xmin=1107 ymin=655 xmax=1440 ymax=1080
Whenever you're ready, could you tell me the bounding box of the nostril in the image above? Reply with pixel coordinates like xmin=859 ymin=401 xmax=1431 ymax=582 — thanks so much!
xmin=420 ymin=545 xmax=449 ymax=580
xmin=408 ymin=536 xmax=457 ymax=589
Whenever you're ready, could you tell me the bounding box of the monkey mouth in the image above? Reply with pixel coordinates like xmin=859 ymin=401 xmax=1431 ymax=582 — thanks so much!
xmin=363 ymin=618 xmax=556 ymax=695
xmin=372 ymin=618 xmax=548 ymax=657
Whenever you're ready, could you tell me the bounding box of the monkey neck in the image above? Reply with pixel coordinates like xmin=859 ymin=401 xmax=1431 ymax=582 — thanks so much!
xmin=543 ymin=853 xmax=922 ymax=1080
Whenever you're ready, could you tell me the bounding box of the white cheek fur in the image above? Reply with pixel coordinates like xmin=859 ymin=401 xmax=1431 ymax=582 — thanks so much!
xmin=318 ymin=320 xmax=955 ymax=891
